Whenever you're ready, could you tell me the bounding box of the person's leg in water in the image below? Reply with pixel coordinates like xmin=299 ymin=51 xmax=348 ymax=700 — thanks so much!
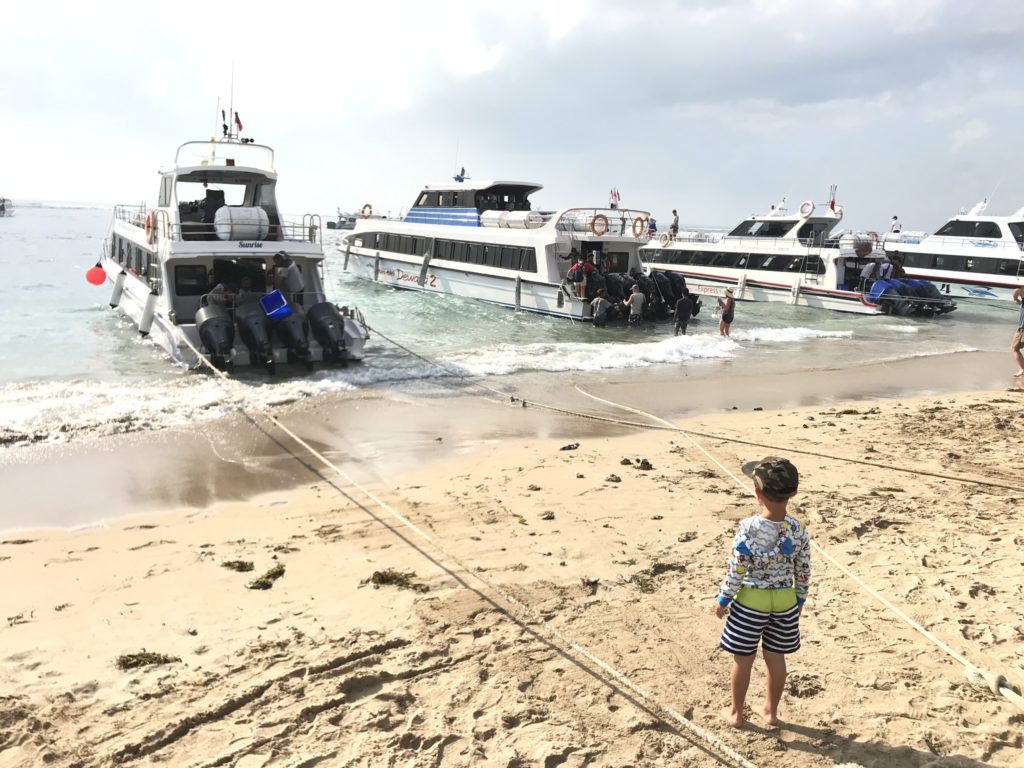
xmin=761 ymin=650 xmax=787 ymax=725
xmin=723 ymin=652 xmax=756 ymax=727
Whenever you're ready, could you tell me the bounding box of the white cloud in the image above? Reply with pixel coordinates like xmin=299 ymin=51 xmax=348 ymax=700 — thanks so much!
xmin=949 ymin=118 xmax=990 ymax=150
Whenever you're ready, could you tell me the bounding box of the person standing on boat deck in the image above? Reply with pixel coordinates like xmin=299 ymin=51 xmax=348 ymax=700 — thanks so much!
xmin=673 ymin=288 xmax=694 ymax=336
xmin=890 ymin=215 xmax=902 ymax=234
xmin=622 ymin=284 xmax=646 ymax=328
xmin=1011 ymin=286 xmax=1024 ymax=377
xmin=715 ymin=456 xmax=810 ymax=729
xmin=273 ymin=252 xmax=305 ymax=306
xmin=670 ymin=209 xmax=680 ymax=238
xmin=590 ymin=289 xmax=613 ymax=328
xmin=568 ymin=254 xmax=587 ymax=299
xmin=647 ymin=216 xmax=657 ymax=239
xmin=878 ymin=258 xmax=894 ymax=281
xmin=718 ymin=288 xmax=735 ymax=337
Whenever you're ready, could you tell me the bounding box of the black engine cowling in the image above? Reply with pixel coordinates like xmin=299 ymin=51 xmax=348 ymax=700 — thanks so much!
xmin=273 ymin=306 xmax=312 ymax=368
xmin=306 ymin=302 xmax=348 ymax=363
xmin=236 ymin=302 xmax=275 ymax=372
xmin=195 ymin=304 xmax=234 ymax=370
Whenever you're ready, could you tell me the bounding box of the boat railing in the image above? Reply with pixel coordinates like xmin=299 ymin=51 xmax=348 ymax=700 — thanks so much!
xmin=884 ymin=231 xmax=1024 ymax=253
xmin=114 ymin=204 xmax=321 ymax=244
xmin=556 ymin=208 xmax=650 ymax=237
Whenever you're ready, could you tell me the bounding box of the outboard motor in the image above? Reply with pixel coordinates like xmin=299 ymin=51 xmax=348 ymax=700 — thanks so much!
xmin=194 ymin=303 xmax=235 ymax=371
xmin=307 ymin=302 xmax=348 ymax=363
xmin=605 ymin=273 xmax=627 ymax=302
xmin=586 ymin=271 xmax=606 ymax=300
xmin=634 ymin=273 xmax=656 ymax=296
xmin=236 ymin=302 xmax=275 ymax=373
xmin=904 ymin=278 xmax=957 ymax=315
xmin=273 ymin=305 xmax=313 ymax=370
xmin=667 ymin=272 xmax=688 ymax=296
xmin=652 ymin=271 xmax=677 ymax=304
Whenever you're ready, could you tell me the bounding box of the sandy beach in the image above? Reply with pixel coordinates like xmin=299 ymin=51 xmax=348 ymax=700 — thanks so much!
xmin=2 ymin=357 xmax=1023 ymax=767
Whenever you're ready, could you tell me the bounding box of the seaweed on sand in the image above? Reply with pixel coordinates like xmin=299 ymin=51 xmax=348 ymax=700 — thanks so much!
xmin=247 ymin=564 xmax=286 ymax=590
xmin=116 ymin=651 xmax=180 ymax=671
xmin=221 ymin=560 xmax=255 ymax=572
xmin=364 ymin=568 xmax=429 ymax=593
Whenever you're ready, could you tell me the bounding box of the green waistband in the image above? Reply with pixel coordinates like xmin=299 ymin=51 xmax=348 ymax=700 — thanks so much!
xmin=735 ymin=587 xmax=797 ymax=613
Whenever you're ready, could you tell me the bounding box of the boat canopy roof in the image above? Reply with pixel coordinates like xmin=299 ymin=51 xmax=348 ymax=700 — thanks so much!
xmin=422 ymin=180 xmax=542 ymax=194
xmin=172 ymin=140 xmax=275 ymax=174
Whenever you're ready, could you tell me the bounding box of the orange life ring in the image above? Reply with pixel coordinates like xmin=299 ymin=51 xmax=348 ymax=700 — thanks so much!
xmin=631 ymin=217 xmax=644 ymax=238
xmin=658 ymin=233 xmax=670 ymax=247
xmin=360 ymin=203 xmax=373 ymax=218
xmin=144 ymin=211 xmax=156 ymax=244
xmin=590 ymin=214 xmax=609 ymax=236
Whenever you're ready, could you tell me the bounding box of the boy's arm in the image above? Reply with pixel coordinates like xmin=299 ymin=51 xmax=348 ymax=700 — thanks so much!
xmin=794 ymin=524 xmax=811 ymax=605
xmin=716 ymin=529 xmax=746 ymax=606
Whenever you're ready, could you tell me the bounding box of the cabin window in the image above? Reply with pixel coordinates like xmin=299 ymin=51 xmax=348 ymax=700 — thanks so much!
xmin=804 ymin=256 xmax=824 ymax=274
xmin=500 ymin=246 xmax=518 ymax=270
xmin=398 ymin=235 xmax=413 ymax=255
xmin=934 ymin=254 xmax=966 ymax=271
xmin=467 ymin=242 xmax=482 ymax=264
xmin=902 ymin=252 xmax=934 ymax=269
xmin=1007 ymin=222 xmax=1024 ymax=245
xmin=796 ymin=222 xmax=832 ymax=244
xmin=522 ymin=247 xmax=537 ymax=272
xmin=690 ymin=252 xmax=715 ymax=266
xmin=439 ymin=191 xmax=454 ymax=207
xmin=712 ymin=252 xmax=743 ymax=268
xmin=416 ymin=191 xmax=440 ymax=207
xmin=784 ymin=257 xmax=803 ymax=272
xmin=435 ymin=240 xmax=450 ymax=260
xmin=174 ymin=265 xmax=209 ymax=296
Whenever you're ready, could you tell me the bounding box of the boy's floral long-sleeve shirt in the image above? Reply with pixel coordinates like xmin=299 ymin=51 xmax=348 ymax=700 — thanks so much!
xmin=717 ymin=514 xmax=811 ymax=607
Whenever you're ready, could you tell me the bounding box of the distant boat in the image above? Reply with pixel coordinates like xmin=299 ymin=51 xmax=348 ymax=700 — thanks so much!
xmin=341 ymin=178 xmax=652 ymax=320
xmin=325 ymin=209 xmax=357 ymax=230
xmin=640 ymin=195 xmax=956 ymax=316
xmin=883 ymin=199 xmax=1024 ymax=302
xmin=0 ymin=198 xmax=12 ymax=217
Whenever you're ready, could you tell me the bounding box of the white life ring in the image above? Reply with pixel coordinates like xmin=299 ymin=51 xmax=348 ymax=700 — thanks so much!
xmin=799 ymin=200 xmax=815 ymax=217
xmin=658 ymin=233 xmax=670 ymax=247
xmin=360 ymin=203 xmax=373 ymax=218
xmin=591 ymin=214 xmax=609 ymax=236
xmin=145 ymin=211 xmax=156 ymax=244
xmin=631 ymin=217 xmax=644 ymax=238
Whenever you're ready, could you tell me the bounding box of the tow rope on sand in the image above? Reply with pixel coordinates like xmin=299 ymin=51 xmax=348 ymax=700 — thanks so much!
xmin=175 ymin=333 xmax=761 ymax=768
xmin=571 ymin=385 xmax=1024 ymax=713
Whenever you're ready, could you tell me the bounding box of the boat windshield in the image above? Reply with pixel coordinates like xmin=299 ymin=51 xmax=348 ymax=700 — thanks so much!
xmin=934 ymin=219 xmax=1002 ymax=238
xmin=175 ymin=141 xmax=274 ymax=172
xmin=728 ymin=219 xmax=798 ymax=238
xmin=1008 ymin=222 xmax=1024 ymax=246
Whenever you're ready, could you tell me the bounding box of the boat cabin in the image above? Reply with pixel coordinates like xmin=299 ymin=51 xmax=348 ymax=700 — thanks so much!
xmin=404 ymin=181 xmax=542 ymax=226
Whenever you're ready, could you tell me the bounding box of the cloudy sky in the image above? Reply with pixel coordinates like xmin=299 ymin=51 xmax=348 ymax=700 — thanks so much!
xmin=3 ymin=0 xmax=1024 ymax=232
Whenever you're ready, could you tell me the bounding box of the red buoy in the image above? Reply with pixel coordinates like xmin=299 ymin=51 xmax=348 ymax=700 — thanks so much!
xmin=86 ymin=265 xmax=106 ymax=286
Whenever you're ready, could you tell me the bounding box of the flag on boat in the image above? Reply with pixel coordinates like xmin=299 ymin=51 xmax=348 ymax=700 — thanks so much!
xmin=829 ymin=198 xmax=836 ymax=212
xmin=234 ymin=111 xmax=243 ymax=132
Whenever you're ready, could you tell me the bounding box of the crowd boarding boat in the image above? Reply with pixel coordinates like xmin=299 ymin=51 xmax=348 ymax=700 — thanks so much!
xmin=638 ymin=191 xmax=956 ymax=316
xmin=341 ymin=178 xmax=652 ymax=320
xmin=98 ymin=131 xmax=369 ymax=372
xmin=883 ymin=199 xmax=1024 ymax=301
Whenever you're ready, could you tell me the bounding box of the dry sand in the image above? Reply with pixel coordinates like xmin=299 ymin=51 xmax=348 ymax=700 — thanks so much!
xmin=2 ymin=384 xmax=1024 ymax=767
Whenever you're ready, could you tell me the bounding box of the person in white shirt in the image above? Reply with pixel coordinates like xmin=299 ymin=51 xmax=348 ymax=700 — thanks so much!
xmin=273 ymin=251 xmax=305 ymax=306
xmin=878 ymin=259 xmax=894 ymax=280
xmin=890 ymin=215 xmax=902 ymax=234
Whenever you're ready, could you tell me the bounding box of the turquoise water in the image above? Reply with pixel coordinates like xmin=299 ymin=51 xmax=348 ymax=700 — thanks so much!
xmin=0 ymin=203 xmax=1015 ymax=446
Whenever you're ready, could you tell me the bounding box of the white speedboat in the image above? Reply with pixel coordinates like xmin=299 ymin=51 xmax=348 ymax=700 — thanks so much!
xmin=98 ymin=133 xmax=369 ymax=372
xmin=341 ymin=178 xmax=651 ymax=320
xmin=325 ymin=209 xmax=357 ymax=230
xmin=883 ymin=199 xmax=1024 ymax=301
xmin=638 ymin=192 xmax=956 ymax=316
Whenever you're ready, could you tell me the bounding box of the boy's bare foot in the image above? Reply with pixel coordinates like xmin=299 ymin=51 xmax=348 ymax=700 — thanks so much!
xmin=761 ymin=705 xmax=779 ymax=727
xmin=721 ymin=707 xmax=744 ymax=728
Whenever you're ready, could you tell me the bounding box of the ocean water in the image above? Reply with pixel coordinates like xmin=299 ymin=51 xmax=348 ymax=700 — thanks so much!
xmin=0 ymin=203 xmax=1014 ymax=447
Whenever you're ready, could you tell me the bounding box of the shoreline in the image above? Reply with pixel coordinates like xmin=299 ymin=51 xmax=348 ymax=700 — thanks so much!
xmin=1 ymin=386 xmax=1022 ymax=766
xmin=1 ymin=348 xmax=1019 ymax=533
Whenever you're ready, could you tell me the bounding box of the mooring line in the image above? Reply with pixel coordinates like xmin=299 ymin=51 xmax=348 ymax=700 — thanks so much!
xmin=176 ymin=335 xmax=760 ymax=768
xmin=571 ymin=384 xmax=1024 ymax=712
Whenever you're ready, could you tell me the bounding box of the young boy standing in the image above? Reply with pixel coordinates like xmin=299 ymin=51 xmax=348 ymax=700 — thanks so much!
xmin=714 ymin=457 xmax=810 ymax=727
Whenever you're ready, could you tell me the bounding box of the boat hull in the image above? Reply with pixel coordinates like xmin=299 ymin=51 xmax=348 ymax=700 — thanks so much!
xmin=347 ymin=251 xmax=590 ymax=320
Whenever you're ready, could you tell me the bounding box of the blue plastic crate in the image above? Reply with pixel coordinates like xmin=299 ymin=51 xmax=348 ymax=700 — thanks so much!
xmin=259 ymin=289 xmax=292 ymax=321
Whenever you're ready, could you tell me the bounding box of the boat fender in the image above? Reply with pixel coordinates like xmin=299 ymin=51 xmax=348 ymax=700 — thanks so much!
xmin=145 ymin=211 xmax=156 ymax=244
xmin=109 ymin=270 xmax=127 ymax=308
xmin=139 ymin=290 xmax=158 ymax=337
xmin=658 ymin=233 xmax=670 ymax=247
xmin=590 ymin=214 xmax=609 ymax=237
xmin=631 ymin=217 xmax=644 ymax=238
xmin=360 ymin=203 xmax=373 ymax=218
xmin=799 ymin=200 xmax=815 ymax=217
